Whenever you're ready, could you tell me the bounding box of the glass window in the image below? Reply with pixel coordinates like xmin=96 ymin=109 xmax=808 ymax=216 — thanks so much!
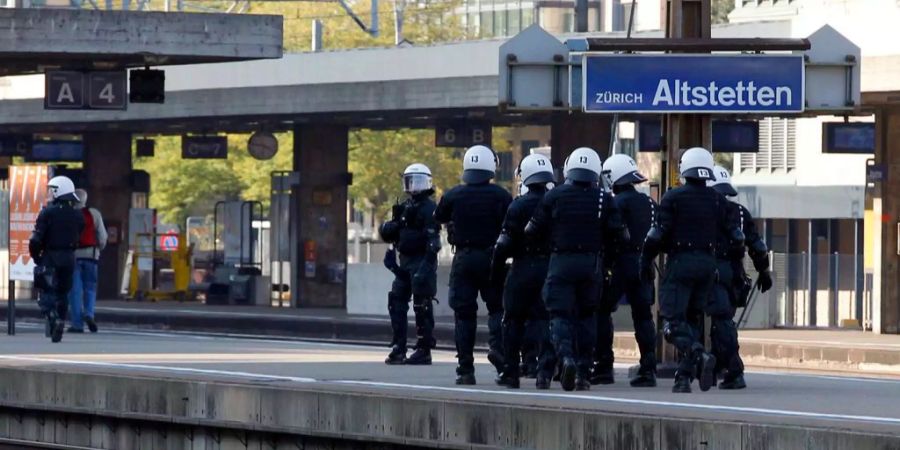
xmin=522 ymin=6 xmax=534 ymax=27
xmin=509 ymin=7 xmax=521 ymax=34
xmin=467 ymin=12 xmax=478 ymax=36
xmin=496 ymin=9 xmax=508 ymax=36
xmin=481 ymin=11 xmax=494 ymax=37
xmin=563 ymin=11 xmax=574 ymax=33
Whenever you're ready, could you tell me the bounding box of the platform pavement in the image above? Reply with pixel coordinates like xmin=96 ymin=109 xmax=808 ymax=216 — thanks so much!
xmin=0 ymin=325 xmax=897 ymax=449
xmin=2 ymin=299 xmax=899 ymax=377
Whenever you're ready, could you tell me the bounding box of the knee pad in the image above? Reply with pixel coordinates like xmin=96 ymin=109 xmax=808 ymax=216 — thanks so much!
xmin=662 ymin=320 xmax=693 ymax=345
xmin=413 ymin=296 xmax=433 ymax=313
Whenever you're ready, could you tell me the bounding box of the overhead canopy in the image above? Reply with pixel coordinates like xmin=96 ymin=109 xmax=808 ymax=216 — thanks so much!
xmin=0 ymin=8 xmax=283 ymax=76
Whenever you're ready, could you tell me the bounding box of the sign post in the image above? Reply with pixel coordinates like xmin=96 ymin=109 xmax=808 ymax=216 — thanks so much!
xmin=8 ymin=165 xmax=51 ymax=335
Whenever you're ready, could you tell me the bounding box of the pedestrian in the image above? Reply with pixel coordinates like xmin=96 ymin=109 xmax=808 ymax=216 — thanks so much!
xmin=435 ymin=145 xmax=512 ymax=385
xmin=708 ymin=165 xmax=773 ymax=390
xmin=30 ymin=176 xmax=84 ymax=343
xmin=379 ymin=163 xmax=441 ymax=365
xmin=593 ymin=153 xmax=658 ymax=387
xmin=67 ymin=189 xmax=107 ymax=334
xmin=525 ymin=147 xmax=627 ymax=391
xmin=641 ymin=147 xmax=744 ymax=393
xmin=493 ymin=153 xmax=556 ymax=389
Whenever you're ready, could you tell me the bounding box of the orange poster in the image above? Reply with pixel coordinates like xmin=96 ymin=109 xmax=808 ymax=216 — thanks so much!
xmin=9 ymin=165 xmax=49 ymax=281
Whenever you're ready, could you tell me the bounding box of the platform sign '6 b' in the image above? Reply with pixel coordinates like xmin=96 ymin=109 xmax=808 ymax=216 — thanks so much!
xmin=435 ymin=121 xmax=492 ymax=148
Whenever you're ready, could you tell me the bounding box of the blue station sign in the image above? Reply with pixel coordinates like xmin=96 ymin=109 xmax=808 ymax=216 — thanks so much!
xmin=583 ymin=54 xmax=804 ymax=114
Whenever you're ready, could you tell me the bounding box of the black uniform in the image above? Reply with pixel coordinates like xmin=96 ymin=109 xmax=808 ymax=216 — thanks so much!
xmin=435 ymin=182 xmax=512 ymax=378
xmin=526 ymin=181 xmax=625 ymax=386
xmin=641 ymin=179 xmax=741 ymax=387
xmin=379 ymin=192 xmax=441 ymax=358
xmin=595 ymin=184 xmax=658 ymax=380
xmin=712 ymin=201 xmax=769 ymax=381
xmin=492 ymin=186 xmax=555 ymax=384
xmin=29 ymin=194 xmax=85 ymax=330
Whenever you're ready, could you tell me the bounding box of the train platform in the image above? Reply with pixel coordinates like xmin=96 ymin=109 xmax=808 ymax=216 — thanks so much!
xmin=3 ymin=299 xmax=899 ymax=377
xmin=0 ymin=324 xmax=896 ymax=449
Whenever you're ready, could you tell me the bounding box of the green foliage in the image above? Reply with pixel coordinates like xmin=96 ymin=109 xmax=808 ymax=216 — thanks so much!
xmin=137 ymin=0 xmax=468 ymax=225
xmin=133 ymin=134 xmax=292 ymax=226
xmin=349 ymin=129 xmax=461 ymax=219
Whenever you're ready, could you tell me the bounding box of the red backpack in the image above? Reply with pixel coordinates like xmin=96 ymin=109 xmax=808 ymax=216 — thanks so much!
xmin=78 ymin=208 xmax=98 ymax=248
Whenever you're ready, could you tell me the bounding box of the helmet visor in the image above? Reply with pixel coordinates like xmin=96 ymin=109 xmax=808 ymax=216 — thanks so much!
xmin=403 ymin=173 xmax=432 ymax=193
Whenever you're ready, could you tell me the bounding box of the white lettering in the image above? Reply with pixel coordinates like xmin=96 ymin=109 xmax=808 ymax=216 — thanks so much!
xmin=691 ymin=86 xmax=708 ymax=106
xmin=719 ymin=87 xmax=736 ymax=106
xmin=775 ymin=86 xmax=792 ymax=106
xmin=653 ymin=80 xmax=673 ymax=106
xmin=745 ymin=81 xmax=757 ymax=106
xmin=56 ymin=82 xmax=74 ymax=104
xmin=758 ymin=87 xmax=774 ymax=106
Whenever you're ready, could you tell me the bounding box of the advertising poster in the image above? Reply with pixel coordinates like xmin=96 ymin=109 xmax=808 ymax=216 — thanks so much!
xmin=9 ymin=165 xmax=50 ymax=281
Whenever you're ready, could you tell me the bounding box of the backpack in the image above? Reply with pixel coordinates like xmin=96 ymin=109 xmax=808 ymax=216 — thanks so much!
xmin=78 ymin=208 xmax=98 ymax=248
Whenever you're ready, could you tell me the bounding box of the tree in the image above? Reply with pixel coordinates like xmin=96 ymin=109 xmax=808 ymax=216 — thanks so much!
xmin=136 ymin=0 xmax=468 ymax=226
xmin=711 ymin=0 xmax=735 ymax=24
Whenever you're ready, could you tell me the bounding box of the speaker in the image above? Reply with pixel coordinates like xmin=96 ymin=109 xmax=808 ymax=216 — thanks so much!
xmin=136 ymin=139 xmax=155 ymax=157
xmin=129 ymin=69 xmax=165 ymax=104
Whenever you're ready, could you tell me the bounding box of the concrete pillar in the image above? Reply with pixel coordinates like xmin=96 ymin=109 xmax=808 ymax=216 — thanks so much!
xmin=83 ymin=132 xmax=132 ymax=300
xmin=873 ymin=108 xmax=900 ymax=333
xmin=549 ymin=113 xmax=612 ymax=179
xmin=292 ymin=124 xmax=349 ymax=309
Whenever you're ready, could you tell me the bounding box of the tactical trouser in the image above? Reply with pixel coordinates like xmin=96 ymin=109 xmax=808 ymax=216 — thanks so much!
xmin=711 ymin=259 xmax=744 ymax=377
xmin=37 ymin=252 xmax=75 ymax=323
xmin=449 ymin=248 xmax=504 ymax=374
xmin=659 ymin=251 xmax=717 ymax=378
xmin=388 ymin=254 xmax=436 ymax=351
xmin=543 ymin=253 xmax=602 ymax=377
xmin=502 ymin=256 xmax=555 ymax=379
xmin=596 ymin=253 xmax=658 ymax=374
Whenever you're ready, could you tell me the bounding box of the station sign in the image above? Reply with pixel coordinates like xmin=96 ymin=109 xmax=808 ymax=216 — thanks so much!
xmin=0 ymin=134 xmax=33 ymax=157
xmin=182 ymin=135 xmax=228 ymax=159
xmin=435 ymin=121 xmax=492 ymax=148
xmin=44 ymin=70 xmax=127 ymax=111
xmin=583 ymin=55 xmax=804 ymax=114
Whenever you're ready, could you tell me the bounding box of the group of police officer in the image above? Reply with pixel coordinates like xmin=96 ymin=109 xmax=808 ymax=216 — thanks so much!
xmin=379 ymin=144 xmax=772 ymax=393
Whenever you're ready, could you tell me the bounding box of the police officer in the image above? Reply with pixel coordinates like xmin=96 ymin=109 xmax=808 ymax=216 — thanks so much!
xmin=708 ymin=165 xmax=773 ymax=390
xmin=379 ymin=163 xmax=441 ymax=365
xmin=435 ymin=145 xmax=512 ymax=385
xmin=526 ymin=147 xmax=626 ymax=392
xmin=593 ymin=154 xmax=658 ymax=388
xmin=30 ymin=176 xmax=85 ymax=343
xmin=493 ymin=154 xmax=556 ymax=390
xmin=641 ymin=147 xmax=743 ymax=393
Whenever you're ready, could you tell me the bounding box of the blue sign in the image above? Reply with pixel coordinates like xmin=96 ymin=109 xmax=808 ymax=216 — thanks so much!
xmin=27 ymin=140 xmax=84 ymax=162
xmin=583 ymin=55 xmax=804 ymax=113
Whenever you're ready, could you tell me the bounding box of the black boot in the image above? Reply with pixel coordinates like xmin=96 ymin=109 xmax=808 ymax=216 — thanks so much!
xmin=497 ymin=371 xmax=520 ymax=389
xmin=696 ymin=351 xmax=717 ymax=392
xmin=575 ymin=374 xmax=591 ymax=391
xmin=719 ymin=373 xmax=747 ymax=390
xmin=560 ymin=357 xmax=577 ymax=392
xmin=455 ymin=365 xmax=476 ymax=385
xmin=590 ymin=364 xmax=615 ymax=385
xmin=673 ymin=374 xmax=692 ymax=393
xmin=406 ymin=346 xmax=432 ymax=365
xmin=629 ymin=368 xmax=657 ymax=388
xmin=385 ymin=345 xmax=407 ymax=365
xmin=535 ymin=372 xmax=552 ymax=390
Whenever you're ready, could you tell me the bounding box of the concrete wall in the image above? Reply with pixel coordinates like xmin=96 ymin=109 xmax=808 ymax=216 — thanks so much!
xmin=0 ymin=367 xmax=895 ymax=450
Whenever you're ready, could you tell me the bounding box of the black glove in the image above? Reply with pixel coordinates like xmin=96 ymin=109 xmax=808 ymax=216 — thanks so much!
xmin=391 ymin=203 xmax=404 ymax=221
xmin=383 ymin=248 xmax=399 ymax=274
xmin=757 ymin=270 xmax=773 ymax=293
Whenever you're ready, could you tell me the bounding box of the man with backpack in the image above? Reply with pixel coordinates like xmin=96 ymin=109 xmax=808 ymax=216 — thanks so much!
xmin=68 ymin=188 xmax=107 ymax=333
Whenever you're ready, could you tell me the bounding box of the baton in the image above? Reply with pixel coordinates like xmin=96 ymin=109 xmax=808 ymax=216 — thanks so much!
xmin=737 ymin=278 xmax=761 ymax=329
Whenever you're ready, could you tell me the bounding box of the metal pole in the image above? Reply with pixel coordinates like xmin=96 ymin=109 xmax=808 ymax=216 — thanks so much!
xmin=575 ymin=0 xmax=588 ymax=32
xmin=7 ymin=281 xmax=13 ymax=336
xmin=312 ymin=20 xmax=324 ymax=52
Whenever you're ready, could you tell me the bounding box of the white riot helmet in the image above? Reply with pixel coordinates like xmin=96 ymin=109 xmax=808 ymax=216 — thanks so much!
xmin=402 ymin=163 xmax=433 ymax=194
xmin=679 ymin=147 xmax=716 ymax=181
xmin=462 ymin=145 xmax=497 ymax=184
xmin=517 ymin=154 xmax=554 ymax=187
xmin=707 ymin=165 xmax=737 ymax=197
xmin=602 ymin=154 xmax=647 ymax=187
xmin=563 ymin=147 xmax=603 ymax=183
xmin=47 ymin=176 xmax=77 ymax=201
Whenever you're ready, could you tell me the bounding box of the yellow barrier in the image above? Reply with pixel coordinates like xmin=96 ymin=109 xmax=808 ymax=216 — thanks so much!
xmin=128 ymin=232 xmax=193 ymax=302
